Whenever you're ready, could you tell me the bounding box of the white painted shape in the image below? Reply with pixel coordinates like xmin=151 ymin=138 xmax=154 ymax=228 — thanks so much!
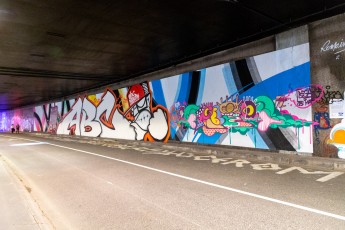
xmin=317 ymin=172 xmax=345 ymax=182
xmin=57 ymin=98 xmax=83 ymax=135
xmin=200 ymin=65 xmax=230 ymax=103
xmin=80 ymin=99 xmax=102 ymax=137
xmin=292 ymin=43 xmax=310 ymax=67
xmin=148 ymin=108 xmax=169 ymax=140
xmin=276 ymin=167 xmax=344 ymax=182
xmin=221 ymin=132 xmax=255 ymax=148
xmin=159 ymin=75 xmax=180 ymax=109
xmin=221 ymin=159 xmax=251 ymax=168
xmin=182 ymin=128 xmax=199 ymax=142
xmin=101 ymin=110 xmax=136 ymax=139
xmin=11 ymin=142 xmax=48 ymax=146
xmin=254 ymin=43 xmax=309 ymax=81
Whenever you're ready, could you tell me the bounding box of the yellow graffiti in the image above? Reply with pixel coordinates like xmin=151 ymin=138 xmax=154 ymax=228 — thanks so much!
xmin=329 ymin=130 xmax=345 ymax=144
xmin=210 ymin=108 xmax=220 ymax=125
xmin=88 ymin=95 xmax=100 ymax=106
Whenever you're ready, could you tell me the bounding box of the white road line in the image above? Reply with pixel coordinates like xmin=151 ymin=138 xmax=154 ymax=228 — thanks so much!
xmin=3 ymin=135 xmax=345 ymax=221
xmin=11 ymin=142 xmax=48 ymax=146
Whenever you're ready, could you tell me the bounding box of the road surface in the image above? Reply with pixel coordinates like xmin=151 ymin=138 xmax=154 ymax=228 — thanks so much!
xmin=0 ymin=133 xmax=344 ymax=229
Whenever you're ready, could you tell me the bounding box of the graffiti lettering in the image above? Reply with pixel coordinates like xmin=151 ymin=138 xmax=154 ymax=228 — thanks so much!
xmin=283 ymin=84 xmax=324 ymax=108
xmin=57 ymin=98 xmax=82 ymax=135
xmin=320 ymin=39 xmax=345 ymax=54
xmin=57 ymin=83 xmax=170 ymax=142
xmin=80 ymin=98 xmax=102 ymax=137
xmin=317 ymin=86 xmax=344 ymax=105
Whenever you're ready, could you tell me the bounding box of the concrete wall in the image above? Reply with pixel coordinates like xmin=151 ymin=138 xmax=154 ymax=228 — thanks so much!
xmin=309 ymin=13 xmax=345 ymax=158
xmin=1 ymin=13 xmax=345 ymax=159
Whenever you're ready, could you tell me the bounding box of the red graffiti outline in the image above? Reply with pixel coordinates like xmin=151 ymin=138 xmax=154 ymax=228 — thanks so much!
xmin=96 ymin=88 xmax=118 ymax=130
xmin=57 ymin=97 xmax=83 ymax=135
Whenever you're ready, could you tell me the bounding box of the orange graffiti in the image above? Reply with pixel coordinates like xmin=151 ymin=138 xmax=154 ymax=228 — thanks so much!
xmin=97 ymin=89 xmax=118 ymax=130
xmin=331 ymin=130 xmax=345 ymax=144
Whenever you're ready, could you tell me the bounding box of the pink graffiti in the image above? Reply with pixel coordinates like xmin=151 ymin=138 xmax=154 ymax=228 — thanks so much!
xmin=284 ymin=84 xmax=324 ymax=109
xmin=187 ymin=114 xmax=197 ymax=129
xmin=197 ymin=102 xmax=213 ymax=122
xmin=258 ymin=111 xmax=282 ymax=131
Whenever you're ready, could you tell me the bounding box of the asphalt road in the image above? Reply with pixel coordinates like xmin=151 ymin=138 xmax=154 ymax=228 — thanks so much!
xmin=0 ymin=133 xmax=345 ymax=230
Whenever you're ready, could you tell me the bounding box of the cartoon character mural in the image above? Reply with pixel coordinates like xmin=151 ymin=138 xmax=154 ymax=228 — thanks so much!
xmin=56 ymin=82 xmax=170 ymax=142
xmin=175 ymin=94 xmax=316 ymax=137
xmin=163 ymin=43 xmax=315 ymax=152
xmin=328 ymin=119 xmax=345 ymax=159
xmin=124 ymin=82 xmax=170 ymax=142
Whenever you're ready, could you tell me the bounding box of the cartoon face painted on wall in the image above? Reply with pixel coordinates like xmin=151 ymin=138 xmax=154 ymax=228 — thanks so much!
xmin=328 ymin=119 xmax=345 ymax=159
xmin=124 ymin=82 xmax=170 ymax=142
xmin=125 ymin=83 xmax=152 ymax=130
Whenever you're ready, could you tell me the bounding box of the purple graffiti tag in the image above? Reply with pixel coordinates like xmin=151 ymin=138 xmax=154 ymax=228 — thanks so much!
xmin=285 ymin=84 xmax=324 ymax=108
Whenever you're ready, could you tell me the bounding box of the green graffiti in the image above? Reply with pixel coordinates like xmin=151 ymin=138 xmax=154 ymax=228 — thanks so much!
xmin=183 ymin=104 xmax=199 ymax=120
xmin=255 ymin=95 xmax=313 ymax=129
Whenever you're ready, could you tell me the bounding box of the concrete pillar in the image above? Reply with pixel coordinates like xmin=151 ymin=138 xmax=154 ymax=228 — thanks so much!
xmin=275 ymin=25 xmax=309 ymax=50
xmin=309 ymin=13 xmax=345 ymax=157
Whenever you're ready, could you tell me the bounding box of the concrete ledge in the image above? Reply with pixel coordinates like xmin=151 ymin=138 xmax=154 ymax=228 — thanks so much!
xmin=28 ymin=133 xmax=345 ymax=172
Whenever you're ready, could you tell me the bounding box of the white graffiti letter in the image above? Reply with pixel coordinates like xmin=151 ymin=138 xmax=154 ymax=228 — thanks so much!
xmin=148 ymin=108 xmax=169 ymax=140
xmin=80 ymin=99 xmax=102 ymax=137
xmin=57 ymin=98 xmax=82 ymax=135
xmin=96 ymin=90 xmax=136 ymax=139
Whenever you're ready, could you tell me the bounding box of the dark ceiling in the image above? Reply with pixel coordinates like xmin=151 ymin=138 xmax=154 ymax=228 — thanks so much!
xmin=1 ymin=0 xmax=345 ymax=111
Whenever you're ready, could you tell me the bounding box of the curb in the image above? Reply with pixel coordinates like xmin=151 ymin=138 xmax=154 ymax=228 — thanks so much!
xmin=28 ymin=133 xmax=345 ymax=172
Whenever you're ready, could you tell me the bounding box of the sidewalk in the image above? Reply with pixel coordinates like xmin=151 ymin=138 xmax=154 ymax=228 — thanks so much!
xmin=0 ymin=155 xmax=52 ymax=230
xmin=30 ymin=132 xmax=345 ymax=172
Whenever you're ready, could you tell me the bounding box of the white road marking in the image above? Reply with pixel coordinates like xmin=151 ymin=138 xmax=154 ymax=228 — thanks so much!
xmin=3 ymin=135 xmax=345 ymax=221
xmin=276 ymin=166 xmax=344 ymax=182
xmin=10 ymin=142 xmax=48 ymax=146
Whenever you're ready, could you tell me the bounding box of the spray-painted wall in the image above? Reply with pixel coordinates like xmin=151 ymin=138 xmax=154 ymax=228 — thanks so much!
xmin=309 ymin=13 xmax=345 ymax=158
xmin=0 ymin=43 xmax=316 ymax=153
xmin=164 ymin=43 xmax=315 ymax=153
xmin=1 ymin=13 xmax=345 ymax=159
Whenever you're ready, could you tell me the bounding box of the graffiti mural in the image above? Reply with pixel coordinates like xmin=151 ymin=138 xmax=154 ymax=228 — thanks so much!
xmin=150 ymin=43 xmax=313 ymax=152
xmin=1 ymin=43 xmax=331 ymax=155
xmin=317 ymin=85 xmax=344 ymax=105
xmin=34 ymin=99 xmax=74 ymax=133
xmin=56 ymin=82 xmax=170 ymax=142
xmin=172 ymin=92 xmax=316 ymax=148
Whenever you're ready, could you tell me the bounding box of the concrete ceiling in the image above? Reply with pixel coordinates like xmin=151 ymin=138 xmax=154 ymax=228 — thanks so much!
xmin=1 ymin=0 xmax=345 ymax=111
